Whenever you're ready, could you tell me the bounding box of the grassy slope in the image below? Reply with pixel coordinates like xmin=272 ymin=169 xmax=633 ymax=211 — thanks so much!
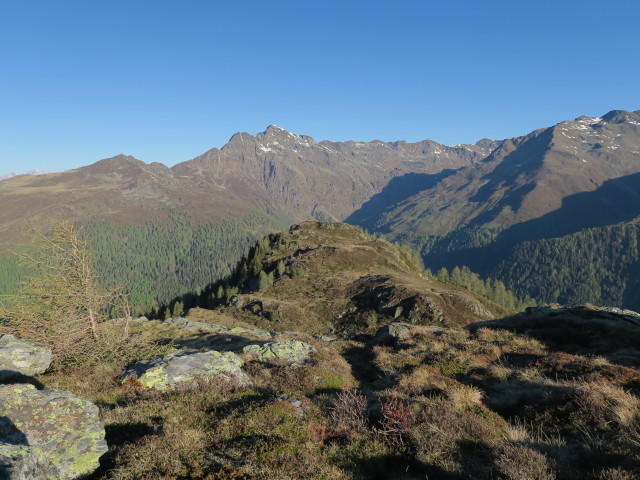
xmin=194 ymin=221 xmax=511 ymax=337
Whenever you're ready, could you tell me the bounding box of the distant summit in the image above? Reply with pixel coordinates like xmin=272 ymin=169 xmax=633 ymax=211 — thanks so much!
xmin=0 ymin=169 xmax=45 ymax=182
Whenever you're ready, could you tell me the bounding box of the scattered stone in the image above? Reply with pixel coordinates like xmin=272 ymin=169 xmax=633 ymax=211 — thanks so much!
xmin=242 ymin=340 xmax=316 ymax=364
xmin=228 ymin=326 xmax=276 ymax=339
xmin=228 ymin=295 xmax=245 ymax=309
xmin=105 ymin=316 xmax=149 ymax=326
xmin=122 ymin=350 xmax=251 ymax=389
xmin=521 ymin=305 xmax=640 ymax=327
xmin=312 ymin=334 xmax=337 ymax=342
xmin=373 ymin=323 xmax=413 ymax=344
xmin=0 ymin=335 xmax=52 ymax=381
xmin=0 ymin=384 xmax=107 ymax=480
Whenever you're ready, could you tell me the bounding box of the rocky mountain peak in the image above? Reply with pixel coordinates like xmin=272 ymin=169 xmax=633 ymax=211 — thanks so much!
xmin=263 ymin=125 xmax=292 ymax=136
xmin=601 ymin=109 xmax=639 ymax=124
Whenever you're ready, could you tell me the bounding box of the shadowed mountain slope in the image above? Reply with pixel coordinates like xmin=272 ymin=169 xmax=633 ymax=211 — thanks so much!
xmin=359 ymin=110 xmax=640 ymax=309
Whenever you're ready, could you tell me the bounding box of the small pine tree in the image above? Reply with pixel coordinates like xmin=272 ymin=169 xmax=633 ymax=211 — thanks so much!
xmin=436 ymin=267 xmax=449 ymax=283
xmin=172 ymin=300 xmax=184 ymax=317
xmin=258 ymin=270 xmax=273 ymax=292
xmin=276 ymin=259 xmax=286 ymax=277
xmin=450 ymin=266 xmax=462 ymax=285
xmin=0 ymin=220 xmax=141 ymax=367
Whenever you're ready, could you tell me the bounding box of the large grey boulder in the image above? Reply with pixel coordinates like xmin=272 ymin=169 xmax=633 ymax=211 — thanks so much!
xmin=242 ymin=340 xmax=316 ymax=365
xmin=0 ymin=335 xmax=52 ymax=381
xmin=122 ymin=350 xmax=251 ymax=389
xmin=0 ymin=384 xmax=107 ymax=480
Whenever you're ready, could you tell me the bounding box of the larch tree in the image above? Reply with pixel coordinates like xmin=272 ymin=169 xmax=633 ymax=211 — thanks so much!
xmin=0 ymin=220 xmax=130 ymax=366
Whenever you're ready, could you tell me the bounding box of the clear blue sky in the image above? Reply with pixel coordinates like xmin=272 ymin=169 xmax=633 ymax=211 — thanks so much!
xmin=1 ymin=1 xmax=639 ymax=174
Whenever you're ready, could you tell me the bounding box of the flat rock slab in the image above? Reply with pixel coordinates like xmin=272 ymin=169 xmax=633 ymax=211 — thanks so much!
xmin=242 ymin=340 xmax=316 ymax=365
xmin=0 ymin=384 xmax=107 ymax=480
xmin=123 ymin=350 xmax=251 ymax=389
xmin=0 ymin=335 xmax=52 ymax=381
xmin=163 ymin=317 xmax=277 ymax=339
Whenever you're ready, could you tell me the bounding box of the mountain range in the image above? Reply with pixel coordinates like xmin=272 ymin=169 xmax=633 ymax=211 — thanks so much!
xmin=1 ymin=110 xmax=639 ymax=311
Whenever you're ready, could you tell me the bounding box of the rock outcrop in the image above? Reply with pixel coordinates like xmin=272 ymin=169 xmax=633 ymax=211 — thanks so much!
xmin=0 ymin=335 xmax=52 ymax=381
xmin=0 ymin=384 xmax=107 ymax=480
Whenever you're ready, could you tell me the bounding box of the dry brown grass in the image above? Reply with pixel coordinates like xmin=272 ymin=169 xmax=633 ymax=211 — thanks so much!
xmin=572 ymin=382 xmax=640 ymax=428
xmin=27 ymin=287 xmax=640 ymax=479
xmin=493 ymin=444 xmax=556 ymax=480
xmin=446 ymin=384 xmax=484 ymax=411
xmin=408 ymin=396 xmax=504 ymax=473
xmin=395 ymin=365 xmax=457 ymax=395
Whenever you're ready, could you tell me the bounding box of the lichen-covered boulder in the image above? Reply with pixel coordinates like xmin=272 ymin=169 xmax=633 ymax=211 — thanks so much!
xmin=242 ymin=340 xmax=316 ymax=365
xmin=0 ymin=384 xmax=107 ymax=480
xmin=122 ymin=350 xmax=251 ymax=389
xmin=0 ymin=335 xmax=52 ymax=381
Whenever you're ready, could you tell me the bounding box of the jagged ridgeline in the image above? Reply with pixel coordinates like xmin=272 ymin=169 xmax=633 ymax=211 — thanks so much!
xmin=0 ymin=211 xmax=290 ymax=315
xmin=167 ymin=221 xmax=522 ymax=337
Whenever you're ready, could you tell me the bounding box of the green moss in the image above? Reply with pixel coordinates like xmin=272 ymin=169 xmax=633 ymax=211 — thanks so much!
xmin=308 ymin=366 xmax=353 ymax=391
xmin=433 ymin=358 xmax=470 ymax=376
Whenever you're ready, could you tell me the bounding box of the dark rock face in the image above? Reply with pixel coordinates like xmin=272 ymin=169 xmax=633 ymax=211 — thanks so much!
xmin=0 ymin=335 xmax=52 ymax=381
xmin=0 ymin=384 xmax=107 ymax=480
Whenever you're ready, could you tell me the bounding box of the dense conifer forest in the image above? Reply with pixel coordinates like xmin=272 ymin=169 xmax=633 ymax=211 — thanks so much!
xmin=414 ymin=221 xmax=640 ymax=311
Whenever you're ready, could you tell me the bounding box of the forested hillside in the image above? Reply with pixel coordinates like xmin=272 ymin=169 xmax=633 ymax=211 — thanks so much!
xmin=491 ymin=222 xmax=640 ymax=308
xmin=0 ymin=211 xmax=289 ymax=315
xmin=0 ymin=127 xmax=492 ymax=314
